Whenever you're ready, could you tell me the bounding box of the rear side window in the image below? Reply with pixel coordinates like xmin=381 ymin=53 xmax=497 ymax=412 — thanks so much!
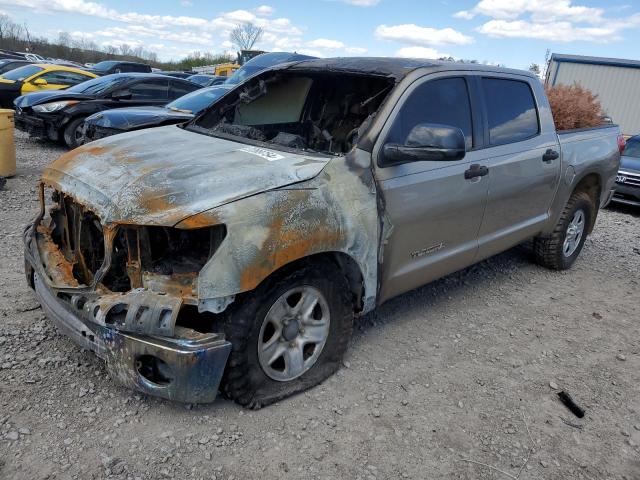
xmin=169 ymin=80 xmax=198 ymax=99
xmin=129 ymin=79 xmax=169 ymax=100
xmin=482 ymin=78 xmax=539 ymax=145
xmin=386 ymin=77 xmax=473 ymax=150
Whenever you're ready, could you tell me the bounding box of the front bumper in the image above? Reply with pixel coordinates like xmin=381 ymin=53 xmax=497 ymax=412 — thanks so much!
xmin=14 ymin=111 xmax=57 ymax=140
xmin=83 ymin=123 xmax=120 ymax=143
xmin=24 ymin=224 xmax=232 ymax=403
xmin=611 ymin=178 xmax=640 ymax=207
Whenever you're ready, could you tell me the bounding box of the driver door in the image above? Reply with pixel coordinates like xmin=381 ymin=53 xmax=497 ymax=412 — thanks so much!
xmin=375 ymin=74 xmax=490 ymax=303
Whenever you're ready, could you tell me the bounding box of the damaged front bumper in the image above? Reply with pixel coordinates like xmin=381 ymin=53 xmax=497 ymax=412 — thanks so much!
xmin=23 ymin=223 xmax=232 ymax=403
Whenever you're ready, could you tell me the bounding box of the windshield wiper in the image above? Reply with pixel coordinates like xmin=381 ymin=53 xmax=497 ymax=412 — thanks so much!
xmin=168 ymin=106 xmax=192 ymax=114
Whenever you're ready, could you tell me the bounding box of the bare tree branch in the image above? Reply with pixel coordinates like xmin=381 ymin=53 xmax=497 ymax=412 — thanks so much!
xmin=230 ymin=23 xmax=264 ymax=51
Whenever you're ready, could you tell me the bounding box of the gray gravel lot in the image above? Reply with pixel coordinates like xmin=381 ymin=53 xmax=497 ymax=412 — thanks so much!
xmin=1 ymin=130 xmax=639 ymax=480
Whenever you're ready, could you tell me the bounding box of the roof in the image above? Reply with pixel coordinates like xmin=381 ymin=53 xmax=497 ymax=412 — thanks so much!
xmin=32 ymin=63 xmax=97 ymax=76
xmin=282 ymin=57 xmax=533 ymax=81
xmin=550 ymin=53 xmax=640 ymax=70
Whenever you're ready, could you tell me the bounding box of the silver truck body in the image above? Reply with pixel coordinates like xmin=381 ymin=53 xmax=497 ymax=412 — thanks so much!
xmin=23 ymin=58 xmax=621 ymax=402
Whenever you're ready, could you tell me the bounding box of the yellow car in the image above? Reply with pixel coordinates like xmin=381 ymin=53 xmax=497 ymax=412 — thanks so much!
xmin=0 ymin=63 xmax=97 ymax=108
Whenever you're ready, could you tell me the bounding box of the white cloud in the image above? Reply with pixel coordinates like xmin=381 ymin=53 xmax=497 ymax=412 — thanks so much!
xmin=180 ymin=0 xmax=193 ymax=7
xmin=341 ymin=0 xmax=380 ymax=5
xmin=455 ymin=0 xmax=604 ymax=23
xmin=395 ymin=46 xmax=448 ymax=59
xmin=477 ymin=19 xmax=620 ymax=42
xmin=345 ymin=46 xmax=367 ymax=54
xmin=307 ymin=38 xmax=345 ymax=50
xmin=255 ymin=5 xmax=274 ymax=15
xmin=457 ymin=0 xmax=640 ymax=43
xmin=375 ymin=24 xmax=473 ymax=46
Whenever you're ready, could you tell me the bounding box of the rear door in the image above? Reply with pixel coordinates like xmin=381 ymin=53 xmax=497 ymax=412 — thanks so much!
xmin=475 ymin=75 xmax=561 ymax=259
xmin=124 ymin=78 xmax=170 ymax=106
xmin=375 ymin=73 xmax=490 ymax=303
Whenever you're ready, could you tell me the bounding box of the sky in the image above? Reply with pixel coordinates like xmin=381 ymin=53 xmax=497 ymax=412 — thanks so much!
xmin=1 ymin=0 xmax=640 ymax=68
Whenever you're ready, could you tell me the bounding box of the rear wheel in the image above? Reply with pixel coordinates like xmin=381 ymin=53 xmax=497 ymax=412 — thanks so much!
xmin=534 ymin=191 xmax=593 ymax=270
xmin=62 ymin=117 xmax=86 ymax=148
xmin=222 ymin=264 xmax=353 ymax=409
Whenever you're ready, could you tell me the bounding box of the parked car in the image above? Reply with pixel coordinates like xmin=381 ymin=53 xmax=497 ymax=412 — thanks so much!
xmin=0 ymin=63 xmax=97 ymax=108
xmin=610 ymin=134 xmax=640 ymax=206
xmin=82 ymin=52 xmax=317 ymax=142
xmin=23 ymin=58 xmax=621 ymax=406
xmin=14 ymin=73 xmax=199 ymax=147
xmin=0 ymin=59 xmax=32 ymax=75
xmin=187 ymin=74 xmax=226 ymax=87
xmin=88 ymin=60 xmax=152 ymax=75
xmin=84 ymin=86 xmax=226 ymax=142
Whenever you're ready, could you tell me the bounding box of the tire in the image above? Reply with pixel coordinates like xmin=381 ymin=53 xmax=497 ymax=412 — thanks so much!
xmin=62 ymin=117 xmax=86 ymax=148
xmin=221 ymin=263 xmax=353 ymax=409
xmin=534 ymin=191 xmax=593 ymax=270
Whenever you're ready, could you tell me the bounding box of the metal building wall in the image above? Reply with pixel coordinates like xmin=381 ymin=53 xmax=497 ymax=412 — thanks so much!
xmin=548 ymin=60 xmax=640 ymax=135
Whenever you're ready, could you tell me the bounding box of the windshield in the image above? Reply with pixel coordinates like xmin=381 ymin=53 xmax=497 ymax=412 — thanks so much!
xmin=191 ymin=71 xmax=393 ymax=155
xmin=1 ymin=64 xmax=43 ymax=81
xmin=166 ymin=87 xmax=226 ymax=114
xmin=91 ymin=61 xmax=118 ymax=72
xmin=623 ymin=137 xmax=640 ymax=158
xmin=67 ymin=75 xmax=130 ymax=95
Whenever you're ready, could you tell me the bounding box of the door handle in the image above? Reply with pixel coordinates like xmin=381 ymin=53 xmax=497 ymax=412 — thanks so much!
xmin=464 ymin=164 xmax=489 ymax=179
xmin=542 ymin=149 xmax=559 ymax=162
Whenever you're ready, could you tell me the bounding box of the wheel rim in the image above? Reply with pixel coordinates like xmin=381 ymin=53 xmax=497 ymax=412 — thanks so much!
xmin=258 ymin=286 xmax=330 ymax=382
xmin=563 ymin=208 xmax=585 ymax=257
xmin=74 ymin=124 xmax=85 ymax=145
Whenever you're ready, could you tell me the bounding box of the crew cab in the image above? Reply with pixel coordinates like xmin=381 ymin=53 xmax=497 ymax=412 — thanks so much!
xmin=24 ymin=58 xmax=621 ymax=407
xmin=13 ymin=73 xmax=200 ymax=148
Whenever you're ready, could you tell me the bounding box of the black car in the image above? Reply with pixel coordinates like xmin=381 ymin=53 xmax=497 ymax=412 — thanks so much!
xmin=0 ymin=59 xmax=32 ymax=75
xmin=14 ymin=73 xmax=200 ymax=147
xmin=187 ymin=74 xmax=227 ymax=87
xmin=88 ymin=60 xmax=152 ymax=75
xmin=611 ymin=134 xmax=640 ymax=207
xmin=83 ymin=86 xmax=225 ymax=142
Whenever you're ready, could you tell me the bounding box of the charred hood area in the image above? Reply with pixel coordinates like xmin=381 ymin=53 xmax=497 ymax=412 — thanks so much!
xmin=189 ymin=70 xmax=395 ymax=155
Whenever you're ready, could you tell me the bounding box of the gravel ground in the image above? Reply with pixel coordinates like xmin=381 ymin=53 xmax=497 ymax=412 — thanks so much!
xmin=1 ymin=130 xmax=639 ymax=480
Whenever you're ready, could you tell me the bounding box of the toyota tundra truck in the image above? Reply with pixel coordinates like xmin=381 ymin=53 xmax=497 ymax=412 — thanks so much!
xmin=23 ymin=58 xmax=622 ymax=408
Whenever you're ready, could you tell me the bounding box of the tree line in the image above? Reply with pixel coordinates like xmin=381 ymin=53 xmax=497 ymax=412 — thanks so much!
xmin=0 ymin=14 xmax=232 ymax=70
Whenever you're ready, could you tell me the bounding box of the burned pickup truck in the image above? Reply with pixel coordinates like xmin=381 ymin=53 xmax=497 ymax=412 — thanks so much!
xmin=24 ymin=58 xmax=622 ymax=407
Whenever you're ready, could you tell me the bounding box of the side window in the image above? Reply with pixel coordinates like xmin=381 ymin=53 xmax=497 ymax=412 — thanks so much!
xmin=386 ymin=77 xmax=473 ymax=150
xmin=38 ymin=70 xmax=91 ymax=86
xmin=482 ymin=78 xmax=539 ymax=146
xmin=169 ymin=81 xmax=197 ymax=99
xmin=129 ymin=79 xmax=169 ymax=100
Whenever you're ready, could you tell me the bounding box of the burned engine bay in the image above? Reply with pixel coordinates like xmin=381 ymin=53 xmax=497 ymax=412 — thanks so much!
xmin=32 ymin=186 xmax=227 ymax=337
xmin=190 ymin=71 xmax=394 ymax=154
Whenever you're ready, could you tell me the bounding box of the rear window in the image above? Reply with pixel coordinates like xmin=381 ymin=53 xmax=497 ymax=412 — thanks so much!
xmin=482 ymin=78 xmax=539 ymax=146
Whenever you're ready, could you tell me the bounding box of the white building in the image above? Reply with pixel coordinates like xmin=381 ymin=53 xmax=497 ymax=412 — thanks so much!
xmin=546 ymin=53 xmax=640 ymax=136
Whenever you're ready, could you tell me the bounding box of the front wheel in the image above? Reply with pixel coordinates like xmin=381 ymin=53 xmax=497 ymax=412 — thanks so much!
xmin=222 ymin=264 xmax=353 ymax=409
xmin=62 ymin=117 xmax=86 ymax=148
xmin=534 ymin=191 xmax=593 ymax=270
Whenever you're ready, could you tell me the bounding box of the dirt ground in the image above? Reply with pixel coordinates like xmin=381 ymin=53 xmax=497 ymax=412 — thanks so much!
xmin=1 ymin=130 xmax=639 ymax=480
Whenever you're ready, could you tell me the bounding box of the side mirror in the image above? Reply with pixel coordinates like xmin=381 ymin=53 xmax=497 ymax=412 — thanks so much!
xmin=111 ymin=89 xmax=132 ymax=100
xmin=382 ymin=123 xmax=466 ymax=166
xmin=32 ymin=78 xmax=48 ymax=86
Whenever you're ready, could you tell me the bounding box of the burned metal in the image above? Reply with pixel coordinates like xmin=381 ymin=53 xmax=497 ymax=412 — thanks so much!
xmin=23 ymin=65 xmax=391 ymax=402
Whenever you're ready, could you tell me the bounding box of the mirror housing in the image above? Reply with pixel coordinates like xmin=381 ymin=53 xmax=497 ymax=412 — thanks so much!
xmin=32 ymin=78 xmax=48 ymax=86
xmin=382 ymin=123 xmax=466 ymax=166
xmin=111 ymin=89 xmax=132 ymax=100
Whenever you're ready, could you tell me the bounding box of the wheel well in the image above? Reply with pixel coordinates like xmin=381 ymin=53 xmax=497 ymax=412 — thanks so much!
xmin=257 ymin=252 xmax=366 ymax=314
xmin=572 ymin=173 xmax=601 ymax=233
